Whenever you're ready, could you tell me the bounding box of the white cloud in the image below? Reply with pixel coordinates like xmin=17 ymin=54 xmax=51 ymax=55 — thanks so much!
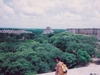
xmin=0 ymin=0 xmax=100 ymax=29
xmin=0 ymin=0 xmax=14 ymax=16
xmin=94 ymin=10 xmax=100 ymax=17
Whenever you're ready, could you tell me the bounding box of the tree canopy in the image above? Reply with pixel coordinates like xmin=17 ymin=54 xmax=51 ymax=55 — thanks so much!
xmin=0 ymin=30 xmax=99 ymax=75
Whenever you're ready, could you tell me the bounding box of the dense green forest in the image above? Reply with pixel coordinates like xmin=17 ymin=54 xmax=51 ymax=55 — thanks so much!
xmin=0 ymin=28 xmax=100 ymax=75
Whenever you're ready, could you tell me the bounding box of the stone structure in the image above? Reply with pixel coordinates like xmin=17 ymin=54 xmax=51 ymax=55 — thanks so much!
xmin=66 ymin=28 xmax=100 ymax=40
xmin=0 ymin=30 xmax=32 ymax=34
xmin=42 ymin=27 xmax=54 ymax=34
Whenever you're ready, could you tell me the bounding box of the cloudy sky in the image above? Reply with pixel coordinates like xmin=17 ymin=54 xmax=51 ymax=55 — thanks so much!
xmin=0 ymin=0 xmax=100 ymax=29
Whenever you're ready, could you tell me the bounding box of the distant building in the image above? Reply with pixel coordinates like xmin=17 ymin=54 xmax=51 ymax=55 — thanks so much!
xmin=66 ymin=28 xmax=100 ymax=40
xmin=42 ymin=27 xmax=54 ymax=34
xmin=0 ymin=29 xmax=32 ymax=34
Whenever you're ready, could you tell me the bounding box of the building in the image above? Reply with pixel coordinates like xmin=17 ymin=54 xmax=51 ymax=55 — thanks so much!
xmin=42 ymin=27 xmax=54 ymax=34
xmin=66 ymin=28 xmax=100 ymax=40
xmin=0 ymin=29 xmax=32 ymax=34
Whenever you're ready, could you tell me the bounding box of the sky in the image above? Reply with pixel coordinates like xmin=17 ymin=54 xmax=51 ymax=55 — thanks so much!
xmin=0 ymin=0 xmax=100 ymax=29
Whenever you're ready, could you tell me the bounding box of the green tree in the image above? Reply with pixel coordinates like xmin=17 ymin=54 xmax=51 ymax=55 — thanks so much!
xmin=77 ymin=50 xmax=91 ymax=65
xmin=61 ymin=53 xmax=77 ymax=68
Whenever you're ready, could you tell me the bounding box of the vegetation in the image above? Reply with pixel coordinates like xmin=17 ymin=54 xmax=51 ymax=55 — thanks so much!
xmin=0 ymin=28 xmax=99 ymax=75
xmin=95 ymin=42 xmax=100 ymax=58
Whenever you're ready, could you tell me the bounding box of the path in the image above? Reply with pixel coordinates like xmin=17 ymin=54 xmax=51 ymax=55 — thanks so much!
xmin=38 ymin=63 xmax=100 ymax=75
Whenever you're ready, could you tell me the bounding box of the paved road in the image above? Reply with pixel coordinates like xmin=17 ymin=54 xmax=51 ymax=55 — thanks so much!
xmin=38 ymin=64 xmax=100 ymax=75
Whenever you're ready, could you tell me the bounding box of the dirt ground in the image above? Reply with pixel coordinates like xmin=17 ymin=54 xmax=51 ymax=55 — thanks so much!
xmin=37 ymin=58 xmax=100 ymax=75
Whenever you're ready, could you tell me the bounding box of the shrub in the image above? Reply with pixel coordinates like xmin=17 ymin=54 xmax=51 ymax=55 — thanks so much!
xmin=77 ymin=50 xmax=91 ymax=65
xmin=61 ymin=53 xmax=77 ymax=68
